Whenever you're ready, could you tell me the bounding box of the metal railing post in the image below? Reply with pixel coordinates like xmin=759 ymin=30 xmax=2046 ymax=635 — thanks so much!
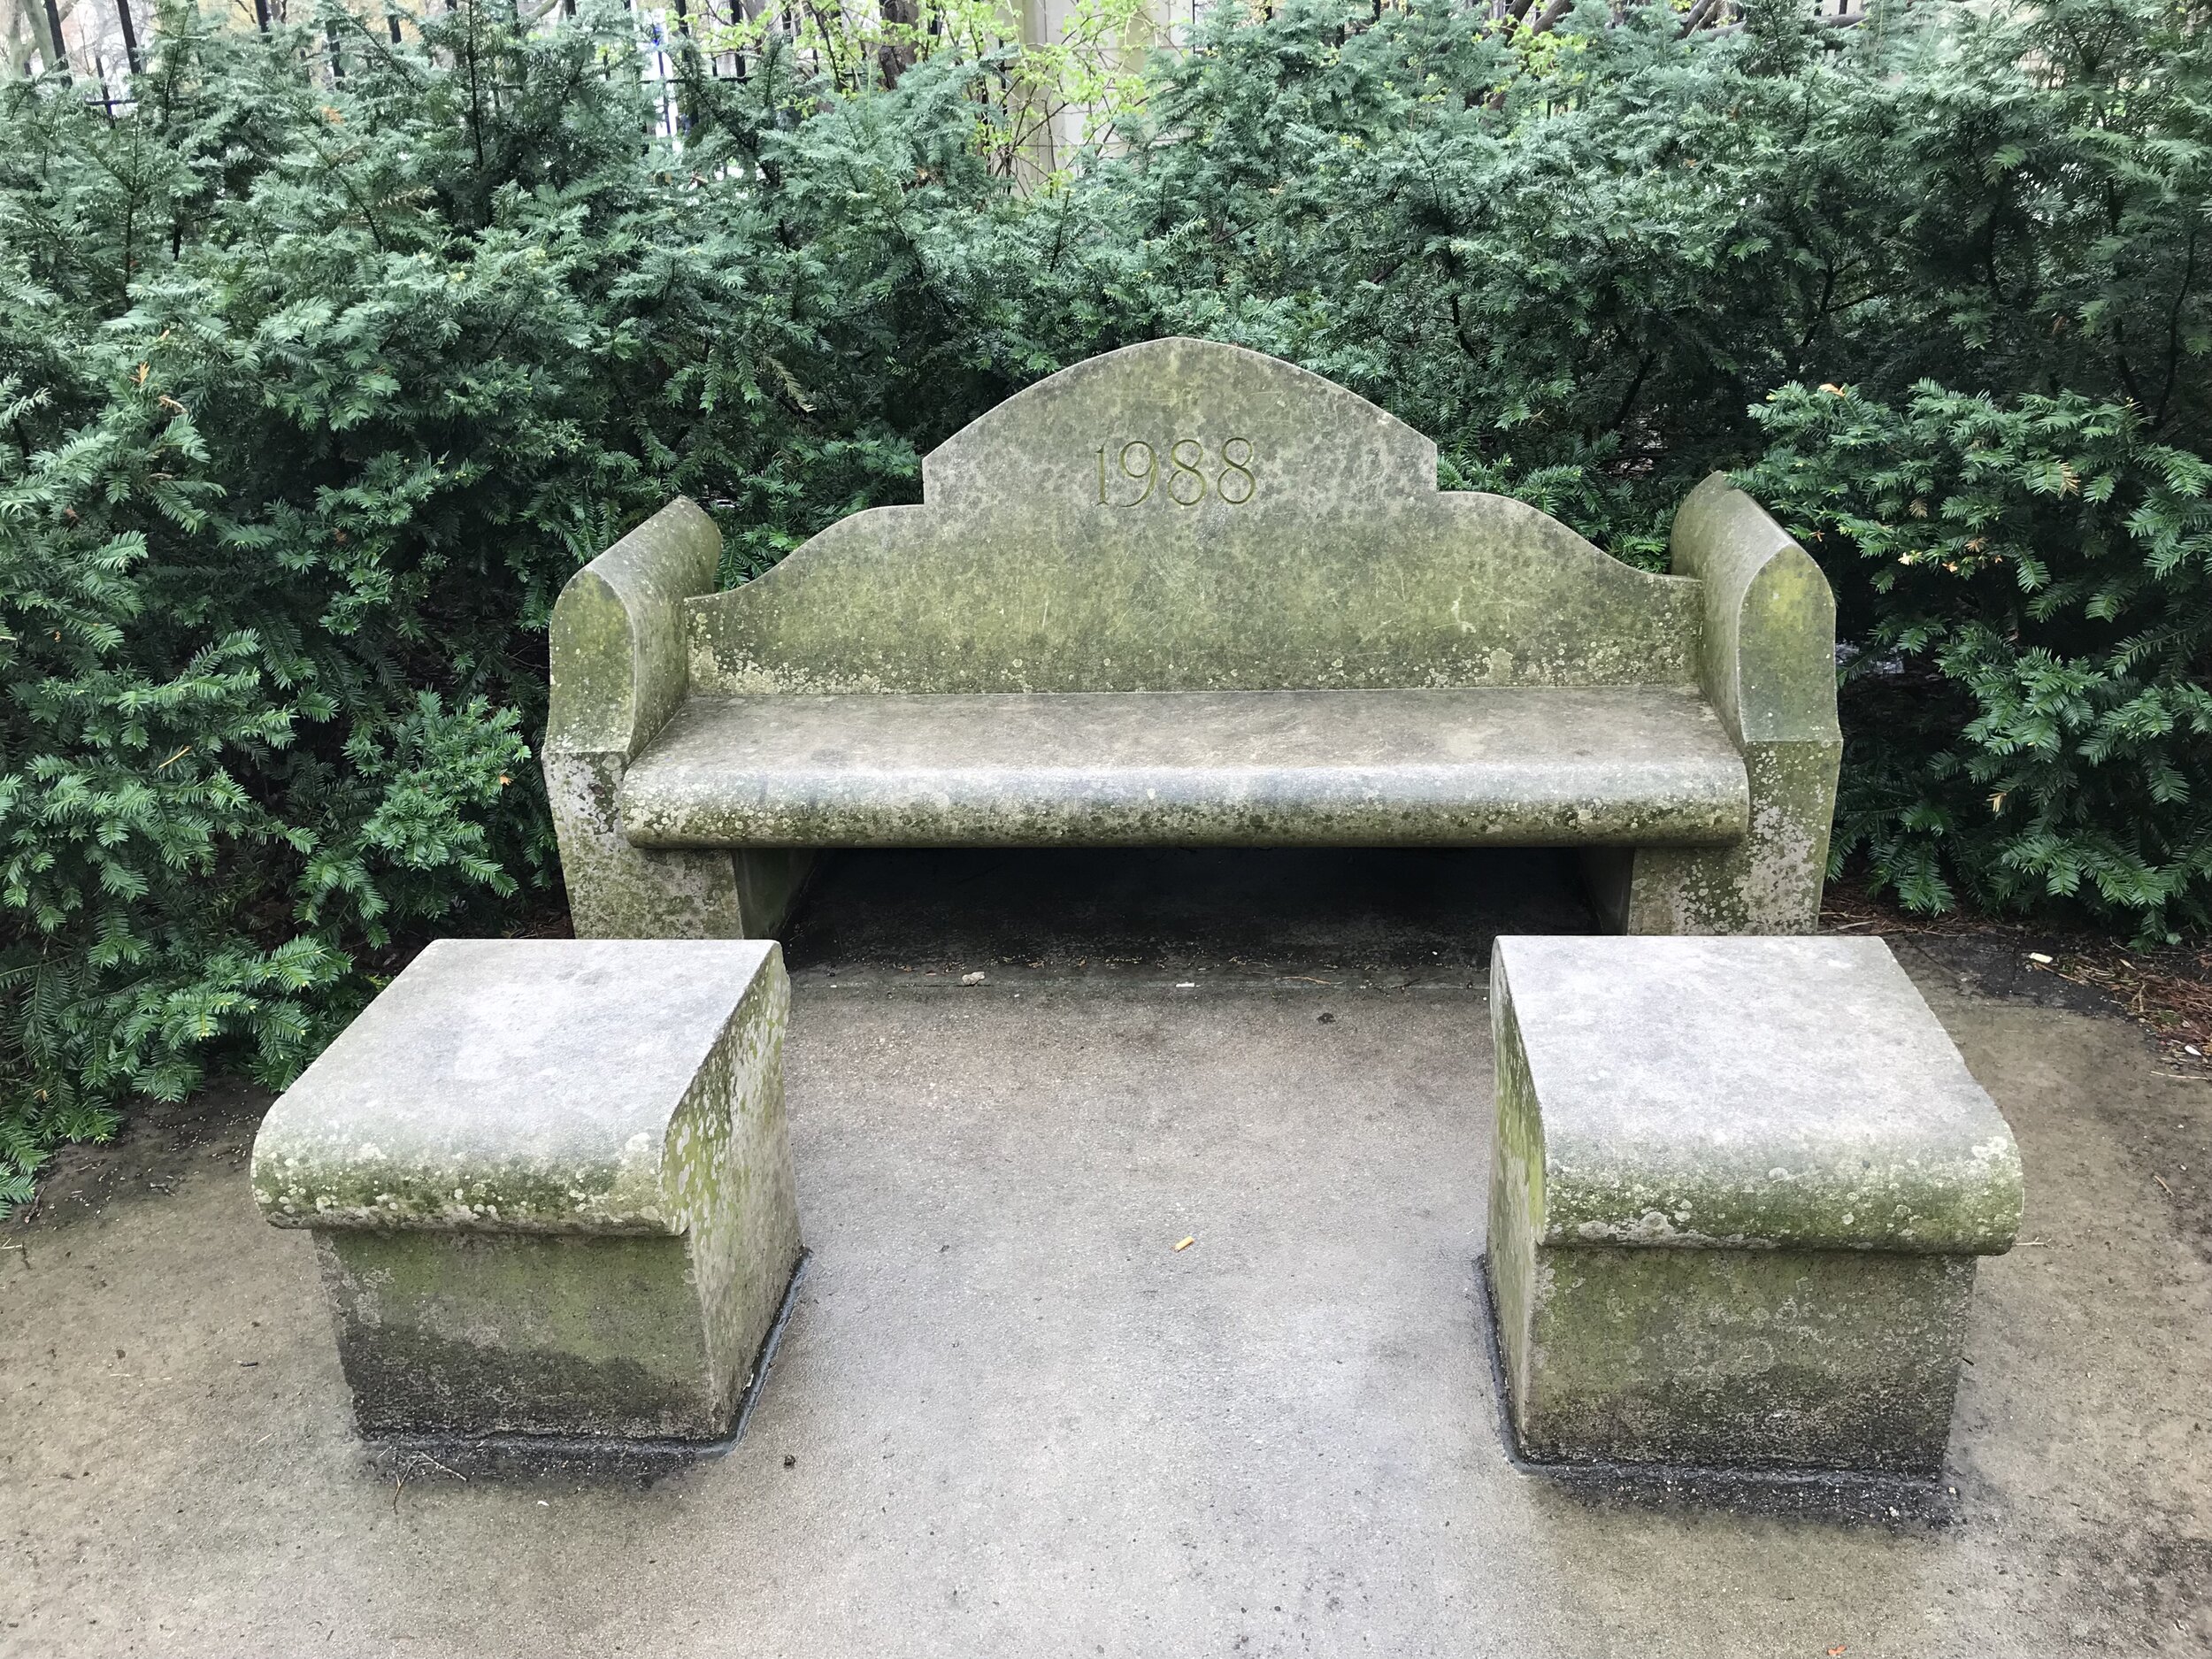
xmin=115 ymin=0 xmax=140 ymax=75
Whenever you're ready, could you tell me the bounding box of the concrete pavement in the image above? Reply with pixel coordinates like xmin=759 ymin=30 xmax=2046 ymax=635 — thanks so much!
xmin=4 ymin=849 xmax=2208 ymax=1656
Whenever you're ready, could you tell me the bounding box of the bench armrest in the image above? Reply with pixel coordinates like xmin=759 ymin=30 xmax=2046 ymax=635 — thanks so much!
xmin=543 ymin=500 xmax=777 ymax=939
xmin=548 ymin=497 xmax=722 ymax=760
xmin=1588 ymin=474 xmax=1844 ymax=932
xmin=1671 ymin=473 xmax=1839 ymax=749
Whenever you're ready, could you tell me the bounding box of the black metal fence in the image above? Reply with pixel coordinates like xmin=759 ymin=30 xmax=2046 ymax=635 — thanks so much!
xmin=24 ymin=0 xmax=1880 ymax=128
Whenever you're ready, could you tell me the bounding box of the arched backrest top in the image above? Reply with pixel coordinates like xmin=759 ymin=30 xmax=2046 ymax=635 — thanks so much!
xmin=922 ymin=337 xmax=1440 ymax=509
xmin=690 ymin=338 xmax=1702 ymax=695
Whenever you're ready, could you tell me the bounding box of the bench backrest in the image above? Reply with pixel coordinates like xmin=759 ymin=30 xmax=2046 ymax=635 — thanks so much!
xmin=687 ymin=338 xmax=1703 ymax=696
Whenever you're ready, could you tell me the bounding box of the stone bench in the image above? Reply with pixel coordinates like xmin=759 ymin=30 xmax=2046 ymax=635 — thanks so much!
xmin=1484 ymin=935 xmax=2024 ymax=1476
xmin=250 ymin=940 xmax=802 ymax=1447
xmin=544 ymin=337 xmax=1841 ymax=941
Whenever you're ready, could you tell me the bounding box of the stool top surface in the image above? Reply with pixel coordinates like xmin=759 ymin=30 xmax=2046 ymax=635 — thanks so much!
xmin=250 ymin=939 xmax=781 ymax=1235
xmin=1491 ymin=935 xmax=2023 ymax=1254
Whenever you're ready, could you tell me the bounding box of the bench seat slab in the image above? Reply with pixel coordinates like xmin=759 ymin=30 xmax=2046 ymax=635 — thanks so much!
xmin=618 ymin=687 xmax=1751 ymax=850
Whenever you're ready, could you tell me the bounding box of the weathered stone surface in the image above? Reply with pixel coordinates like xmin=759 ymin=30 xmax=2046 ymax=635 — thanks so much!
xmin=542 ymin=501 xmax=812 ymax=941
xmin=620 ymin=687 xmax=1749 ymax=849
xmin=1583 ymin=475 xmax=1843 ymax=933
xmin=1486 ymin=934 xmax=2023 ymax=1474
xmin=687 ymin=340 xmax=1701 ymax=696
xmin=541 ymin=339 xmax=1842 ymax=937
xmin=251 ymin=939 xmax=802 ymax=1441
xmin=549 ymin=498 xmax=718 ymax=762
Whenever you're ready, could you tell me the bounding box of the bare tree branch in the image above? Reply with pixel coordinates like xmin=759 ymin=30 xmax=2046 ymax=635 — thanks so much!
xmin=1678 ymin=0 xmax=1723 ymax=38
xmin=1526 ymin=0 xmax=1576 ymax=40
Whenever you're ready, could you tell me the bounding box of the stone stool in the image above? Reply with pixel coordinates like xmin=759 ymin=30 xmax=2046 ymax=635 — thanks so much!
xmin=252 ymin=939 xmax=802 ymax=1446
xmin=1484 ymin=935 xmax=2023 ymax=1475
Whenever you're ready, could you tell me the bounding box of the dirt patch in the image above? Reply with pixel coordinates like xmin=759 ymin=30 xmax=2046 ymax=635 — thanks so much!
xmin=2038 ymin=1513 xmax=2212 ymax=1652
xmin=1823 ymin=880 xmax=2212 ymax=1079
xmin=2078 ymin=1071 xmax=2212 ymax=1272
xmin=4 ymin=1079 xmax=271 ymax=1237
xmin=1859 ymin=894 xmax=2212 ymax=1270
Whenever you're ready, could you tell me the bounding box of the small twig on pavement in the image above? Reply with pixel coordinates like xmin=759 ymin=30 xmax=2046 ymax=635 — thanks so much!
xmin=411 ymin=1451 xmax=468 ymax=1483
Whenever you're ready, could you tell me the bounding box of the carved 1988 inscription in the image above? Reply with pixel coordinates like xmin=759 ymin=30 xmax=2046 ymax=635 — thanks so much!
xmin=1094 ymin=438 xmax=1256 ymax=507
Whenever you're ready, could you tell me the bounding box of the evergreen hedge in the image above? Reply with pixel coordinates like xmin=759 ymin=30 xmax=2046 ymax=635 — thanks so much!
xmin=3 ymin=0 xmax=2207 ymax=1199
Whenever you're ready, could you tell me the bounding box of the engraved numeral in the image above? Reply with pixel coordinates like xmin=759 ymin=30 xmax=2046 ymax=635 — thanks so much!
xmin=1217 ymin=436 xmax=1256 ymax=504
xmin=1089 ymin=437 xmax=1256 ymax=507
xmin=1092 ymin=440 xmax=1157 ymax=507
xmin=1167 ymin=439 xmax=1208 ymax=506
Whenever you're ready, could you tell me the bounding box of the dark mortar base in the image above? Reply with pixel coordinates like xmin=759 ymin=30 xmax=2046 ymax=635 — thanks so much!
xmin=1471 ymin=1255 xmax=1962 ymax=1531
xmin=360 ymin=1250 xmax=810 ymax=1485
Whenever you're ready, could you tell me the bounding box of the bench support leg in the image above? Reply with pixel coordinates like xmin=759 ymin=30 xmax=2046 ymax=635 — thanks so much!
xmin=548 ymin=750 xmax=814 ymax=940
xmin=1581 ymin=739 xmax=1839 ymax=934
xmin=731 ymin=846 xmax=817 ymax=940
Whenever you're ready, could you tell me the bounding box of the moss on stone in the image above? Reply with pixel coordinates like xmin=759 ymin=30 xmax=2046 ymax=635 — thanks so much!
xmin=541 ymin=342 xmax=1846 ymax=941
xmin=252 ymin=940 xmax=803 ymax=1443
xmin=1485 ymin=934 xmax=2022 ymax=1474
